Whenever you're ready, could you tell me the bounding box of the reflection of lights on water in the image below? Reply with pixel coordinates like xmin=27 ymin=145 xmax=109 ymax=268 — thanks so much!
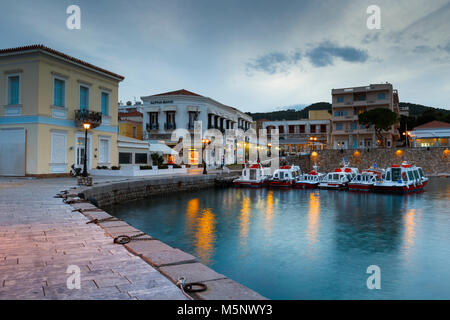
xmin=265 ymin=191 xmax=274 ymax=235
xmin=195 ymin=208 xmax=216 ymax=265
xmin=403 ymin=209 xmax=416 ymax=254
xmin=239 ymin=197 xmax=251 ymax=244
xmin=306 ymin=192 xmax=320 ymax=247
xmin=186 ymin=198 xmax=199 ymax=234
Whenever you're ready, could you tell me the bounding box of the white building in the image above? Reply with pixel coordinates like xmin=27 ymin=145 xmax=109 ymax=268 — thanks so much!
xmin=408 ymin=120 xmax=450 ymax=148
xmin=261 ymin=119 xmax=331 ymax=154
xmin=140 ymin=89 xmax=253 ymax=165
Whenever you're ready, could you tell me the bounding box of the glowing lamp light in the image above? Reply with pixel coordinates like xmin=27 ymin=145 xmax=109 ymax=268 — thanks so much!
xmin=444 ymin=149 xmax=450 ymax=157
xmin=353 ymin=151 xmax=360 ymax=157
xmin=395 ymin=149 xmax=403 ymax=156
xmin=311 ymin=151 xmax=318 ymax=157
xmin=83 ymin=123 xmax=91 ymax=130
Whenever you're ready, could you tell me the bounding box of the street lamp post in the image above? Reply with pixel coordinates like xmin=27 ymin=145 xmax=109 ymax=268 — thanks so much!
xmin=82 ymin=122 xmax=91 ymax=177
xmin=201 ymin=138 xmax=210 ymax=175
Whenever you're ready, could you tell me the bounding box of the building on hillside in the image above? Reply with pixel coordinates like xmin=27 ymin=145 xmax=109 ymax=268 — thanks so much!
xmin=331 ymin=83 xmax=401 ymax=149
xmin=119 ymin=111 xmax=143 ymax=140
xmin=408 ymin=120 xmax=450 ymax=147
xmin=261 ymin=119 xmax=331 ymax=155
xmin=141 ymin=89 xmax=253 ymax=166
xmin=308 ymin=109 xmax=331 ymax=120
xmin=0 ymin=45 xmax=123 ymax=176
xmin=118 ymin=101 xmax=143 ymax=113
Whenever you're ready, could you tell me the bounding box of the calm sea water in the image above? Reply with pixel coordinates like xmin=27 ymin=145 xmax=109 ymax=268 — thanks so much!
xmin=105 ymin=178 xmax=450 ymax=299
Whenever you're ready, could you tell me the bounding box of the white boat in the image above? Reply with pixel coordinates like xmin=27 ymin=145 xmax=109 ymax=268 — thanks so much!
xmin=374 ymin=161 xmax=428 ymax=193
xmin=295 ymin=165 xmax=324 ymax=189
xmin=269 ymin=165 xmax=301 ymax=187
xmin=348 ymin=166 xmax=384 ymax=191
xmin=319 ymin=166 xmax=359 ymax=190
xmin=234 ymin=163 xmax=272 ymax=187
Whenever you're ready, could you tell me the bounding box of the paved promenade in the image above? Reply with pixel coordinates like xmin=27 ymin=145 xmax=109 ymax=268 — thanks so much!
xmin=0 ymin=177 xmax=186 ymax=300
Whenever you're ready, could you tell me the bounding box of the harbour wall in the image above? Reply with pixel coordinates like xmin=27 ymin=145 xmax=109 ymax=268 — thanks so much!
xmin=287 ymin=147 xmax=450 ymax=175
xmin=81 ymin=173 xmax=239 ymax=207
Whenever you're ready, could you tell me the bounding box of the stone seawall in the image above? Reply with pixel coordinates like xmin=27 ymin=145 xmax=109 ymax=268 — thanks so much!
xmin=81 ymin=174 xmax=238 ymax=207
xmin=286 ymin=147 xmax=450 ymax=175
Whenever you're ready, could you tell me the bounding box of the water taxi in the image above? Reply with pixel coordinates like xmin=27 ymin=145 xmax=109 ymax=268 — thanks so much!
xmin=319 ymin=166 xmax=359 ymax=190
xmin=374 ymin=162 xmax=428 ymax=193
xmin=348 ymin=167 xmax=383 ymax=192
xmin=234 ymin=163 xmax=272 ymax=187
xmin=269 ymin=165 xmax=301 ymax=187
xmin=294 ymin=166 xmax=324 ymax=189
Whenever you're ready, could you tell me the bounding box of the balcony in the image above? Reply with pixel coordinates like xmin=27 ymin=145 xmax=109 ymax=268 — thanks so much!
xmin=74 ymin=110 xmax=102 ymax=128
xmin=164 ymin=123 xmax=176 ymax=130
xmin=146 ymin=123 xmax=159 ymax=131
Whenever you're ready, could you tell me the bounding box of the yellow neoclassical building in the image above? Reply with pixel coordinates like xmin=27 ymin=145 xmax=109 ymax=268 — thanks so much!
xmin=0 ymin=45 xmax=124 ymax=176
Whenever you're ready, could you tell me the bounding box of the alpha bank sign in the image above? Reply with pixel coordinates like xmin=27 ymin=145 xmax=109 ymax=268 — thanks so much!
xmin=150 ymin=100 xmax=174 ymax=105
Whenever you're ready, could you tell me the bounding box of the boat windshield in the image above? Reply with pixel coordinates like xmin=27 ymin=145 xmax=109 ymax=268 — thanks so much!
xmin=392 ymin=168 xmax=401 ymax=181
xmin=249 ymin=169 xmax=257 ymax=180
xmin=418 ymin=168 xmax=424 ymax=178
xmin=413 ymin=170 xmax=420 ymax=180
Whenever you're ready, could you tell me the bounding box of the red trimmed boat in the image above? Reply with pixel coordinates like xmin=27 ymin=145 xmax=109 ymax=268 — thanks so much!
xmin=295 ymin=166 xmax=324 ymax=189
xmin=234 ymin=163 xmax=272 ymax=188
xmin=348 ymin=167 xmax=383 ymax=192
xmin=269 ymin=165 xmax=301 ymax=188
xmin=319 ymin=166 xmax=359 ymax=190
xmin=374 ymin=162 xmax=428 ymax=193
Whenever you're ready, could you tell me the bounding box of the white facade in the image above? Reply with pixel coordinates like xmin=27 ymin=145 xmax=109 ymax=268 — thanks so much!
xmin=140 ymin=89 xmax=253 ymax=166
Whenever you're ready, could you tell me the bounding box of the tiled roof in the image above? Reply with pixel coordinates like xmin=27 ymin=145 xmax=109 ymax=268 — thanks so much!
xmin=0 ymin=45 xmax=124 ymax=81
xmin=118 ymin=111 xmax=143 ymax=117
xmin=150 ymin=89 xmax=204 ymax=97
xmin=414 ymin=120 xmax=450 ymax=130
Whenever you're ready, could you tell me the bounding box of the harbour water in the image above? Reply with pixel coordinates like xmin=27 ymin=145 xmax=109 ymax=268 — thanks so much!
xmin=106 ymin=177 xmax=450 ymax=299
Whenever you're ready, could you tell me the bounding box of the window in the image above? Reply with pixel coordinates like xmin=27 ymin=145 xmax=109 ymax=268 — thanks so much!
xmin=289 ymin=125 xmax=295 ymax=134
xmin=299 ymin=125 xmax=305 ymax=133
xmin=79 ymin=86 xmax=89 ymax=110
xmin=98 ymin=138 xmax=110 ymax=164
xmin=119 ymin=152 xmax=132 ymax=164
xmin=320 ymin=124 xmax=327 ymax=133
xmin=350 ymin=123 xmax=357 ymax=131
xmin=7 ymin=75 xmax=20 ymax=105
xmin=101 ymin=92 xmax=109 ymax=115
xmin=53 ymin=78 xmax=65 ymax=107
xmin=278 ymin=125 xmax=284 ymax=133
xmin=165 ymin=111 xmax=176 ymax=130
xmin=149 ymin=112 xmax=159 ymax=130
xmin=132 ymin=126 xmax=137 ymax=138
xmin=188 ymin=112 xmax=197 ymax=129
xmin=337 ymin=96 xmax=344 ymax=103
xmin=378 ymin=93 xmax=386 ymax=100
xmin=310 ymin=125 xmax=316 ymax=133
xmin=392 ymin=168 xmax=401 ymax=181
xmin=334 ymin=111 xmax=346 ymax=117
xmin=336 ymin=123 xmax=343 ymax=131
xmin=135 ymin=153 xmax=148 ymax=164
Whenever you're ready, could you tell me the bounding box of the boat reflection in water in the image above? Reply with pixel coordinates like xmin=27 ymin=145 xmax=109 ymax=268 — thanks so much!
xmin=106 ymin=178 xmax=450 ymax=300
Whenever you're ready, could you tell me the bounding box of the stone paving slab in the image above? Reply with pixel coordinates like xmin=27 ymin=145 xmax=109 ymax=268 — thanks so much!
xmin=0 ymin=177 xmax=187 ymax=300
xmin=193 ymin=278 xmax=267 ymax=300
xmin=159 ymin=262 xmax=227 ymax=284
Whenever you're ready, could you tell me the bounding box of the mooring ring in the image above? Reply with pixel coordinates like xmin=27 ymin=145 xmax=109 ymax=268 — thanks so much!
xmin=114 ymin=235 xmax=131 ymax=245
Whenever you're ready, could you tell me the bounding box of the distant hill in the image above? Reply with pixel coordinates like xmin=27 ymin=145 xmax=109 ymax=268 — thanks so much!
xmin=249 ymin=102 xmax=449 ymax=122
xmin=249 ymin=102 xmax=331 ymax=121
xmin=399 ymin=102 xmax=450 ymax=117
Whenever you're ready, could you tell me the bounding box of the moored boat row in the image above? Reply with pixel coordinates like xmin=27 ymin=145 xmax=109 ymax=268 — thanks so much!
xmin=233 ymin=161 xmax=428 ymax=194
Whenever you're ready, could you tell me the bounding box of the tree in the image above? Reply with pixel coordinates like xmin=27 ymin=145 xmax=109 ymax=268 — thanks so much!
xmin=358 ymin=108 xmax=398 ymax=147
xmin=150 ymin=153 xmax=164 ymax=167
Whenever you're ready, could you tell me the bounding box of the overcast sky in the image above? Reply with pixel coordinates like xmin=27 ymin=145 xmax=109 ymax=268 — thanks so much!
xmin=1 ymin=0 xmax=449 ymax=112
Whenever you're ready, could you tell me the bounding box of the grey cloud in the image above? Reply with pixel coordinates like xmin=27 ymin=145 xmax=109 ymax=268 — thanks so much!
xmin=306 ymin=41 xmax=369 ymax=67
xmin=361 ymin=33 xmax=380 ymax=44
xmin=438 ymin=42 xmax=450 ymax=53
xmin=246 ymin=51 xmax=302 ymax=75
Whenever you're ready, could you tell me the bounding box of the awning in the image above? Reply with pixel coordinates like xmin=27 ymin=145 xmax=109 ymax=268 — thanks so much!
xmin=149 ymin=143 xmax=178 ymax=155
